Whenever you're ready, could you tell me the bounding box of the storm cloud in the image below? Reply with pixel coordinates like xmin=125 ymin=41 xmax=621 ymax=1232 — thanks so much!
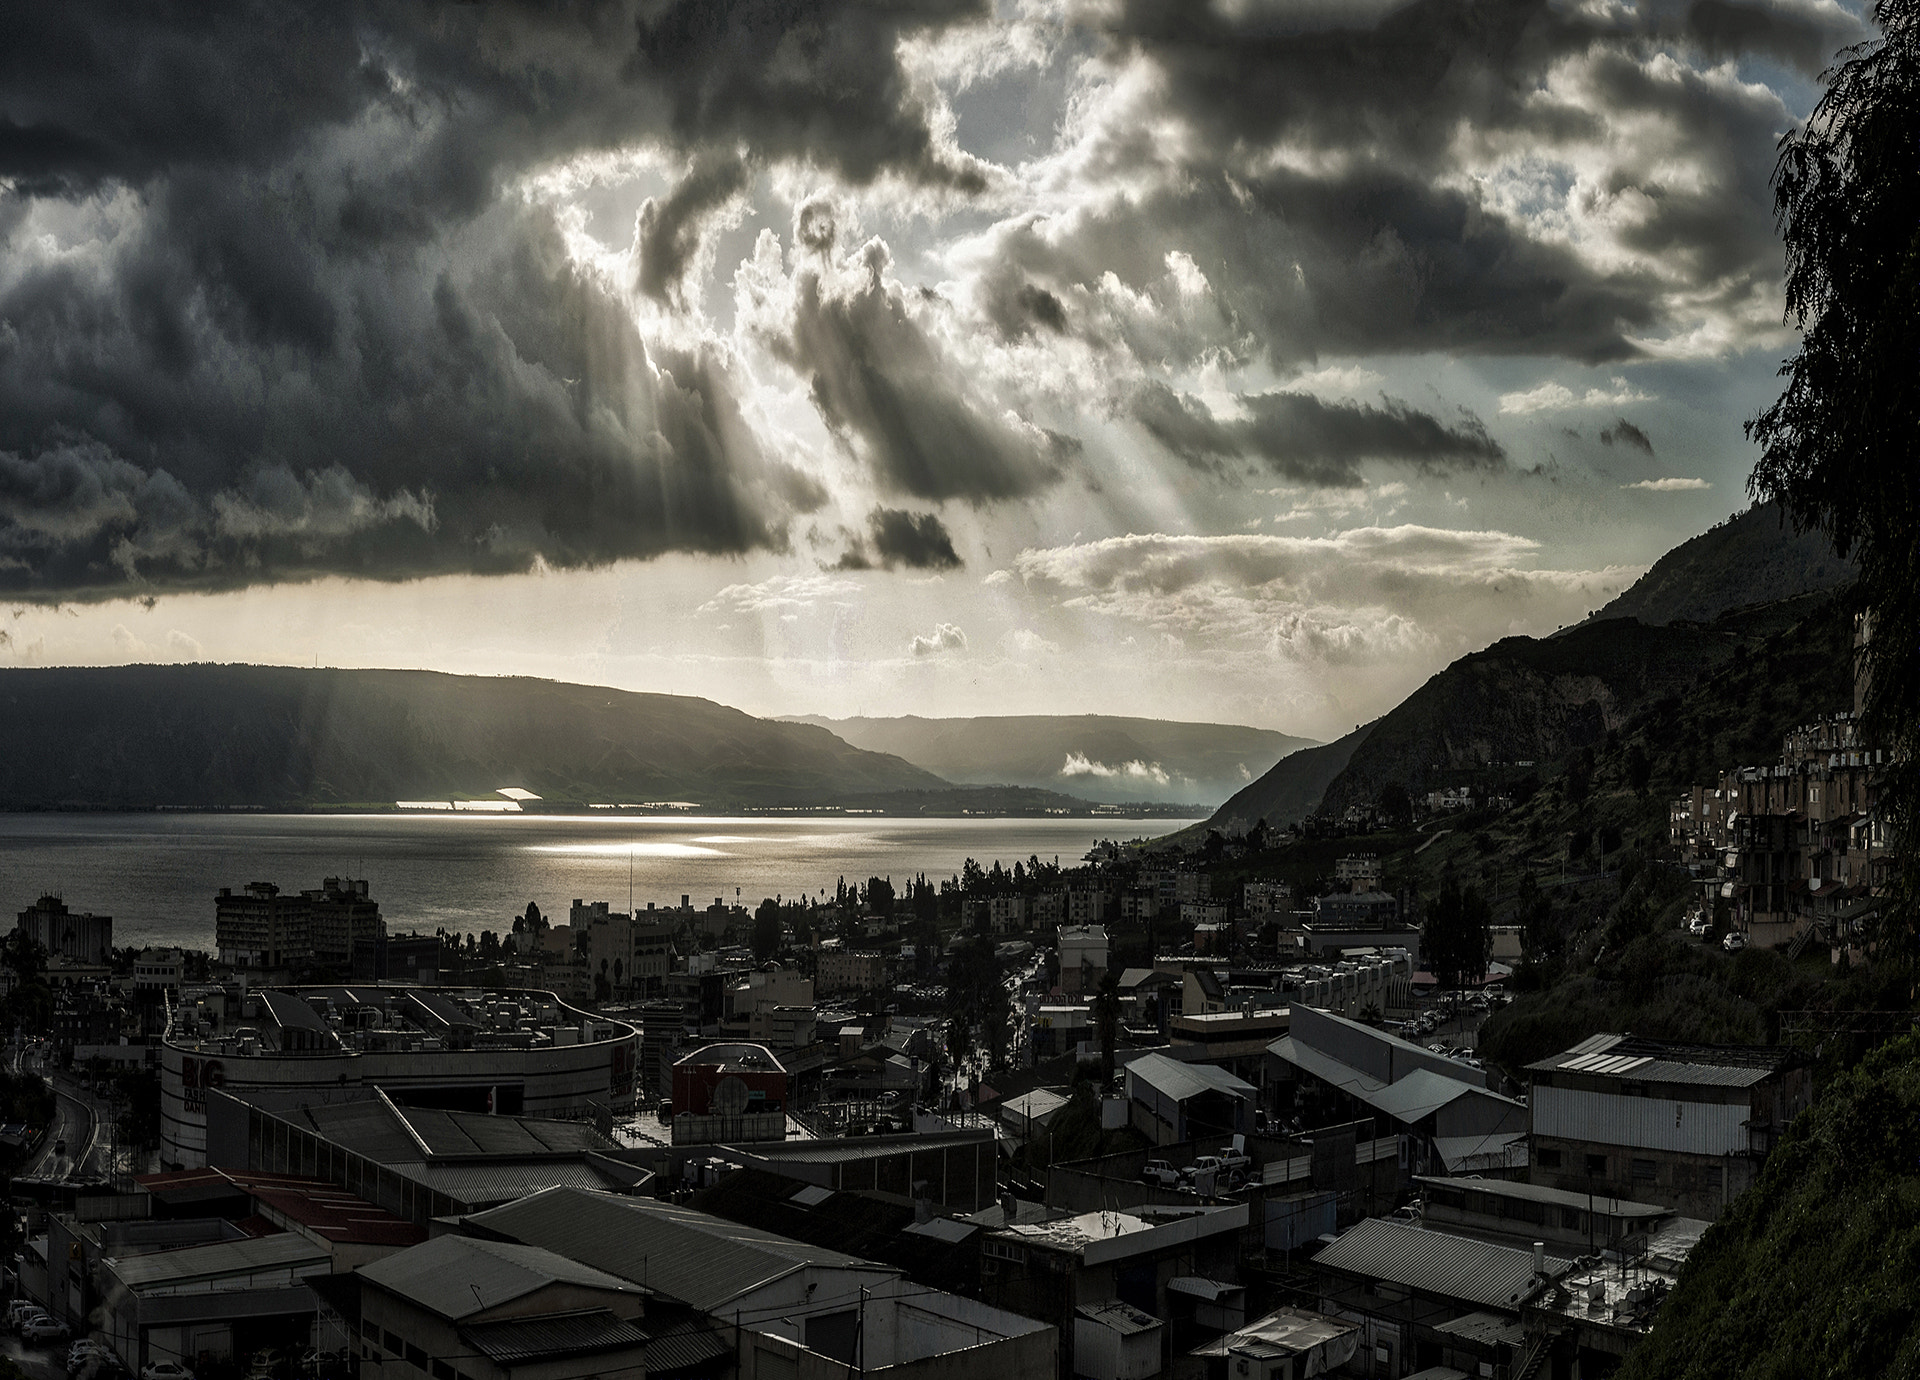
xmin=0 ymin=0 xmax=989 ymax=597
xmin=1129 ymin=382 xmax=1505 ymax=486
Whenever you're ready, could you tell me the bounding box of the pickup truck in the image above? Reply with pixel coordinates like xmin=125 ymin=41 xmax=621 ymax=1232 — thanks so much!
xmin=1140 ymin=1160 xmax=1181 ymax=1188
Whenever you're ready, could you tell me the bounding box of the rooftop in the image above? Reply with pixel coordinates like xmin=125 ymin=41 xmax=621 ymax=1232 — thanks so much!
xmin=1189 ymin=1308 xmax=1360 ymax=1364
xmin=1126 ymin=1051 xmax=1256 ymax=1102
xmin=359 ymin=1234 xmax=642 ymax=1321
xmin=1526 ymin=1033 xmax=1803 ymax=1086
xmin=105 ymin=1231 xmax=331 ymax=1291
xmin=1075 ymin=1299 xmax=1162 ymax=1337
xmin=1313 ymin=1220 xmax=1571 ymax=1311
xmin=135 ymin=1167 xmax=423 ymax=1247
xmin=467 ymin=1187 xmax=890 ymax=1312
xmin=1416 ymin=1175 xmax=1669 ymax=1220
xmin=168 ymin=985 xmax=633 ymax=1057
xmin=461 ymin=1309 xmax=651 ymax=1365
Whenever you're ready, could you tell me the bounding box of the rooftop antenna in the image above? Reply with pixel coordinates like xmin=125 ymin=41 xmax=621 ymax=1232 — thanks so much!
xmin=630 ymin=847 xmax=635 ymax=916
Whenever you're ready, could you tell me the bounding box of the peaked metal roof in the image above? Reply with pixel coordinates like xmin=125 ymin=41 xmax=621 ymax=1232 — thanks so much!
xmin=1126 ymin=1051 xmax=1256 ymax=1102
xmin=461 ymin=1309 xmax=650 ymax=1364
xmin=106 ymin=1231 xmax=329 ymax=1290
xmin=466 ymin=1187 xmax=893 ymax=1312
xmin=1313 ymin=1220 xmax=1571 ymax=1310
xmin=358 ymin=1234 xmax=641 ymax=1320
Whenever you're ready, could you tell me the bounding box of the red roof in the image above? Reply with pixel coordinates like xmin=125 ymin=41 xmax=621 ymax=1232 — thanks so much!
xmin=135 ymin=1167 xmax=425 ymax=1247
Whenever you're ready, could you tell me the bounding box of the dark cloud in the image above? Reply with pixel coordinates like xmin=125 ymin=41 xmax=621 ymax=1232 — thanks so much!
xmin=765 ymin=236 xmax=1063 ymax=503
xmin=635 ymin=153 xmax=751 ymax=307
xmin=831 ymin=506 xmax=961 ymax=570
xmin=1599 ymin=418 xmax=1655 ymax=453
xmin=966 ymin=0 xmax=1821 ymax=368
xmin=1128 ymin=383 xmax=1505 ymax=486
xmin=1127 ymin=381 xmax=1240 ymax=470
xmin=1685 ymin=0 xmax=1866 ymax=73
xmin=630 ymin=0 xmax=991 ymax=192
xmin=868 ymin=507 xmax=962 ymax=569
xmin=0 ymin=203 xmax=816 ymax=596
xmin=0 ymin=0 xmax=991 ymax=597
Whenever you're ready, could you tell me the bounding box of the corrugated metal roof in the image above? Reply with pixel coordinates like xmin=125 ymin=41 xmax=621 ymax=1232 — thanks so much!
xmin=359 ymin=1234 xmax=641 ymax=1320
xmin=642 ymin=1320 xmax=735 ymax=1376
xmin=1126 ymin=1052 xmax=1256 ymax=1102
xmin=1312 ymin=1221 xmax=1570 ymax=1310
xmin=1076 ymin=1299 xmax=1162 ymax=1336
xmin=468 ymin=1187 xmax=891 ymax=1312
xmin=107 ymin=1232 xmax=329 ymax=1289
xmin=461 ymin=1309 xmax=649 ymax=1364
xmin=1433 ymin=1311 xmax=1526 ymax=1348
xmin=1267 ymin=1036 xmax=1387 ymax=1097
xmin=1363 ymin=1069 xmax=1500 ymax=1125
xmin=725 ymin=1130 xmax=991 ymax=1164
xmin=1414 ymin=1174 xmax=1666 ymax=1218
xmin=405 ymin=1159 xmax=626 ymax=1204
xmin=1527 ymin=1035 xmax=1798 ymax=1086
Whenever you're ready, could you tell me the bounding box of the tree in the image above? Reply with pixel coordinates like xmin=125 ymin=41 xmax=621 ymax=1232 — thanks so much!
xmin=0 ymin=930 xmax=46 ymax=983
xmin=751 ymin=898 xmax=782 ymax=963
xmin=1376 ymin=782 xmax=1414 ymax=829
xmin=1095 ymin=970 xmax=1119 ymax=1084
xmin=1423 ymin=870 xmax=1492 ymax=989
xmin=1748 ymin=0 xmax=1920 ymax=958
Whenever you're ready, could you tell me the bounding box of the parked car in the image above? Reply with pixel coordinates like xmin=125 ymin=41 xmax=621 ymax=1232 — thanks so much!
xmin=1140 ymin=1160 xmax=1181 ymax=1189
xmin=1723 ymin=931 xmax=1749 ymax=953
xmin=141 ymin=1363 xmax=195 ymax=1380
xmin=8 ymin=1300 xmax=45 ymax=1330
xmin=24 ymin=1315 xmax=73 ymax=1343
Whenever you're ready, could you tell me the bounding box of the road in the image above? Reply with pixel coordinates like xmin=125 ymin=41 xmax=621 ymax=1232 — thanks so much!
xmin=13 ymin=1039 xmax=108 ymax=1181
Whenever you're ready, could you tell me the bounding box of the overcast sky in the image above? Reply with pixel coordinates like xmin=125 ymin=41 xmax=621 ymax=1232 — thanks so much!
xmin=0 ymin=0 xmax=1864 ymax=741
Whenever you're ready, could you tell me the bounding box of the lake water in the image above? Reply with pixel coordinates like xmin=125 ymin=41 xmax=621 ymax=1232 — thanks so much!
xmin=0 ymin=813 xmax=1199 ymax=951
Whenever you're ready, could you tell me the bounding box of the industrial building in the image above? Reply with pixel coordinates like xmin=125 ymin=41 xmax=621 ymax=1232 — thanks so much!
xmin=466 ymin=1187 xmax=1057 ymax=1380
xmin=205 ymin=1085 xmax=653 ymax=1226
xmin=1526 ymin=1033 xmax=1812 ymax=1218
xmin=161 ymin=985 xmax=640 ymax=1167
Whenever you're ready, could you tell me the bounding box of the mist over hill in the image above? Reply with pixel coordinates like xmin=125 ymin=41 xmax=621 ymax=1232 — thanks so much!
xmin=785 ymin=714 xmax=1315 ymax=807
xmin=0 ymin=665 xmax=949 ymax=810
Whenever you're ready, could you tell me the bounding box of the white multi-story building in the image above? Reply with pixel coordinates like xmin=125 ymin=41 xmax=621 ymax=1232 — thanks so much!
xmin=1057 ymin=925 xmax=1110 ymax=997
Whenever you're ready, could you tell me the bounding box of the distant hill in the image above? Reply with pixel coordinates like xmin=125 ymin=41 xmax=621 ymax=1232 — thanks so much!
xmin=785 ymin=714 xmax=1315 ymax=807
xmin=1585 ymin=500 xmax=1853 ymax=627
xmin=1203 ymin=723 xmax=1376 ymax=835
xmin=0 ymin=665 xmax=949 ymax=810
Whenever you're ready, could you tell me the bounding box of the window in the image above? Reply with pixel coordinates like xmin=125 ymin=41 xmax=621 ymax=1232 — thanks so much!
xmin=360 ymin=1321 xmax=379 ymax=1342
xmin=433 ymin=1363 xmax=454 ymax=1380
xmin=1535 ymin=1148 xmax=1562 ymax=1169
xmin=1562 ymin=1207 xmax=1583 ymax=1230
xmin=1705 ymin=1166 xmax=1724 ymax=1189
xmin=1585 ymin=1154 xmax=1608 ymax=1175
xmin=1631 ymin=1158 xmax=1658 ymax=1182
xmin=405 ymin=1345 xmax=427 ymax=1371
xmin=383 ymin=1332 xmax=403 ymax=1355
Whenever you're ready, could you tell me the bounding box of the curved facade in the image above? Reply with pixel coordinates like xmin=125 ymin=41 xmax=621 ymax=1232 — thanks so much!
xmin=162 ymin=985 xmax=639 ymax=1167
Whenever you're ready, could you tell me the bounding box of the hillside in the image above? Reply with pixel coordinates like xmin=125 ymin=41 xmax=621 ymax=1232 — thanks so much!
xmin=787 ymin=714 xmax=1314 ymax=807
xmin=1617 ymin=1033 xmax=1920 ymax=1380
xmin=1586 ymin=500 xmax=1853 ymax=627
xmin=1311 ymin=606 xmax=1803 ymax=821
xmin=0 ymin=665 xmax=949 ymax=810
xmin=1202 ymin=723 xmax=1375 ymax=835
